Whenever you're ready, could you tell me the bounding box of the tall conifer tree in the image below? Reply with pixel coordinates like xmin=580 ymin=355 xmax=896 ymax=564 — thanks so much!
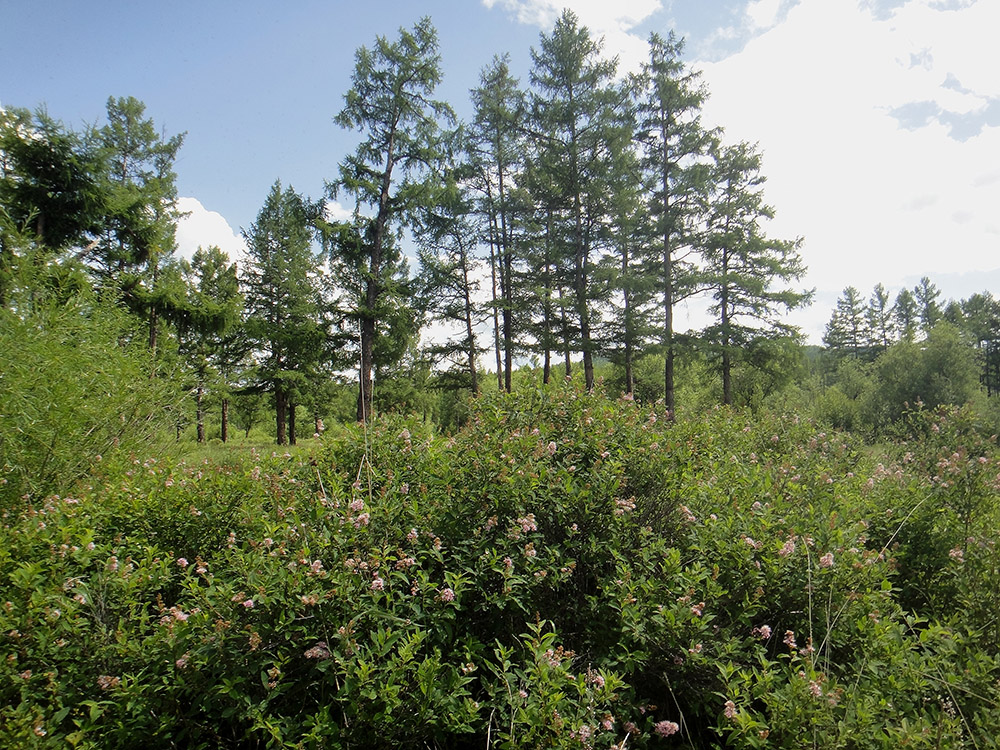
xmin=528 ymin=10 xmax=632 ymax=390
xmin=330 ymin=17 xmax=454 ymax=421
xmin=700 ymin=141 xmax=810 ymax=405
xmin=637 ymin=32 xmax=713 ymax=411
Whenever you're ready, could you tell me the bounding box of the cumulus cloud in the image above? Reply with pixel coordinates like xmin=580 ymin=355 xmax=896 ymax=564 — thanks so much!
xmin=174 ymin=197 xmax=246 ymax=261
xmin=479 ymin=0 xmax=1000 ymax=342
xmin=695 ymin=0 xmax=1000 ymax=340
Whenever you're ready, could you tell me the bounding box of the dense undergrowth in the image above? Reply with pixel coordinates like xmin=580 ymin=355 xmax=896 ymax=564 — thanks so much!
xmin=2 ymin=382 xmax=999 ymax=748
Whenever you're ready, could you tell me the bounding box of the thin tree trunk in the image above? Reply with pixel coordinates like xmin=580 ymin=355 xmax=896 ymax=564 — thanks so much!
xmin=461 ymin=249 xmax=479 ymax=396
xmin=289 ymin=401 xmax=297 ymax=446
xmin=489 ymin=239 xmax=503 ymax=391
xmin=497 ymin=145 xmax=514 ymax=394
xmin=221 ymin=398 xmax=229 ymax=443
xmin=196 ymin=381 xmax=205 ymax=443
xmin=661 ymin=115 xmax=676 ymax=415
xmin=542 ymin=210 xmax=554 ymax=385
xmin=276 ymin=389 xmax=287 ymax=445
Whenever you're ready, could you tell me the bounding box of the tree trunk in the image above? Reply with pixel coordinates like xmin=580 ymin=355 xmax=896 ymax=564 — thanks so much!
xmin=661 ymin=125 xmax=676 ymax=415
xmin=461 ymin=253 xmax=479 ymax=396
xmin=196 ymin=381 xmax=205 ymax=443
xmin=276 ymin=389 xmax=287 ymax=445
xmin=722 ymin=347 xmax=733 ymax=406
xmin=498 ymin=151 xmax=514 ymax=395
xmin=288 ymin=401 xmax=297 ymax=446
xmin=221 ymin=398 xmax=229 ymax=443
xmin=489 ymin=241 xmax=503 ymax=391
xmin=542 ymin=211 xmax=554 ymax=385
xmin=357 ymin=292 xmax=376 ymax=423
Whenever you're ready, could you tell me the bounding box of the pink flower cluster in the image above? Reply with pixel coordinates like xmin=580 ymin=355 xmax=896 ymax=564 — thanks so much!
xmin=654 ymin=720 xmax=680 ymax=737
xmin=304 ymin=641 xmax=331 ymax=660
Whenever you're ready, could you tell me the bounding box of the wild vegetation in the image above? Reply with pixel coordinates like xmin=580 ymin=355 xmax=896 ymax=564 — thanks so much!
xmin=3 ymin=11 xmax=1000 ymax=750
xmin=2 ymin=383 xmax=999 ymax=747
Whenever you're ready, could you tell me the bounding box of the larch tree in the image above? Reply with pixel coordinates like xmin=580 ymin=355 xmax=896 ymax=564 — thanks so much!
xmin=893 ymin=287 xmax=919 ymax=342
xmin=824 ymin=286 xmax=868 ymax=358
xmin=469 ymin=54 xmax=525 ymax=392
xmin=179 ymin=245 xmax=242 ymax=443
xmin=598 ymin=129 xmax=656 ymax=395
xmin=700 ymin=140 xmax=810 ymax=406
xmin=637 ymin=31 xmax=713 ymax=411
xmin=241 ymin=181 xmax=329 ymax=445
xmin=329 ymin=17 xmax=454 ymax=422
xmin=913 ymin=275 xmax=942 ymax=334
xmin=528 ymin=9 xmax=633 ymax=391
xmin=415 ymin=172 xmax=485 ymax=396
xmin=95 ymin=96 xmax=185 ymax=355
xmin=867 ymin=282 xmax=894 ymax=353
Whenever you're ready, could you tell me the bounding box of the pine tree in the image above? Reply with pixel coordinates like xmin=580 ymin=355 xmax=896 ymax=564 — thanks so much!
xmin=700 ymin=141 xmax=810 ymax=405
xmin=241 ymin=181 xmax=329 ymax=445
xmin=637 ymin=31 xmax=713 ymax=411
xmin=330 ymin=17 xmax=454 ymax=421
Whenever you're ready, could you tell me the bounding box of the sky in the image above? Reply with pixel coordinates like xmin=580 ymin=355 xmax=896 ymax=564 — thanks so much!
xmin=3 ymin=0 xmax=998 ymax=343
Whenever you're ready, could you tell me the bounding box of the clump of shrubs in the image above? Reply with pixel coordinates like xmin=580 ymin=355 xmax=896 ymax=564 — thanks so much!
xmin=2 ymin=381 xmax=998 ymax=747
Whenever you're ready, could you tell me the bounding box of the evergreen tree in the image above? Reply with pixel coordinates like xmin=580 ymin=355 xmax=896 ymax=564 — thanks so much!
xmin=179 ymin=246 xmax=243 ymax=443
xmin=598 ymin=134 xmax=656 ymax=395
xmin=637 ymin=31 xmax=713 ymax=411
xmin=528 ymin=9 xmax=633 ymax=390
xmin=329 ymin=17 xmax=454 ymax=422
xmin=0 ymin=107 xmax=105 ymax=307
xmin=824 ymin=286 xmax=868 ymax=357
xmin=913 ymin=275 xmax=942 ymax=334
xmin=700 ymin=141 xmax=810 ymax=405
xmin=893 ymin=287 xmax=919 ymax=342
xmin=867 ymin=282 xmax=894 ymax=352
xmin=94 ymin=96 xmax=185 ymax=354
xmin=241 ymin=181 xmax=329 ymax=445
xmin=469 ymin=54 xmax=525 ymax=392
xmin=415 ymin=174 xmax=485 ymax=395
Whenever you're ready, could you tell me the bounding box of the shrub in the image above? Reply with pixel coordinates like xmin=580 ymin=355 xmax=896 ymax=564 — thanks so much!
xmin=2 ymin=382 xmax=998 ymax=747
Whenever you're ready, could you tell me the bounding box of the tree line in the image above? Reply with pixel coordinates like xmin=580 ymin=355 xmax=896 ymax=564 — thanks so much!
xmin=30 ymin=13 xmax=998 ymax=445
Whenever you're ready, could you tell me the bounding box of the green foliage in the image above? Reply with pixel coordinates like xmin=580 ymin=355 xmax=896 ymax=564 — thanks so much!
xmin=862 ymin=323 xmax=980 ymax=431
xmin=699 ymin=140 xmax=811 ymax=405
xmin=242 ymin=181 xmax=331 ymax=444
xmin=0 ymin=295 xmax=178 ymax=509
xmin=3 ymin=385 xmax=999 ymax=747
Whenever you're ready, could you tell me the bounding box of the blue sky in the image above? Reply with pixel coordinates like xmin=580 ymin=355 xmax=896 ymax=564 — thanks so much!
xmin=3 ymin=0 xmax=999 ymax=341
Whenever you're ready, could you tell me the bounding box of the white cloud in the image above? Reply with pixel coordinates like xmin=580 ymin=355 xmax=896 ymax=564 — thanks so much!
xmin=480 ymin=0 xmax=1000 ymax=343
xmin=694 ymin=0 xmax=1000 ymax=341
xmin=746 ymin=0 xmax=784 ymax=30
xmin=324 ymin=199 xmax=352 ymax=223
xmin=482 ymin=0 xmax=663 ymax=72
xmin=174 ymin=197 xmax=246 ymax=261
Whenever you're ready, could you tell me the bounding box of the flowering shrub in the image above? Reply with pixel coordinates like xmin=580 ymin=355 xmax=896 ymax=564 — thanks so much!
xmin=1 ymin=381 xmax=998 ymax=747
